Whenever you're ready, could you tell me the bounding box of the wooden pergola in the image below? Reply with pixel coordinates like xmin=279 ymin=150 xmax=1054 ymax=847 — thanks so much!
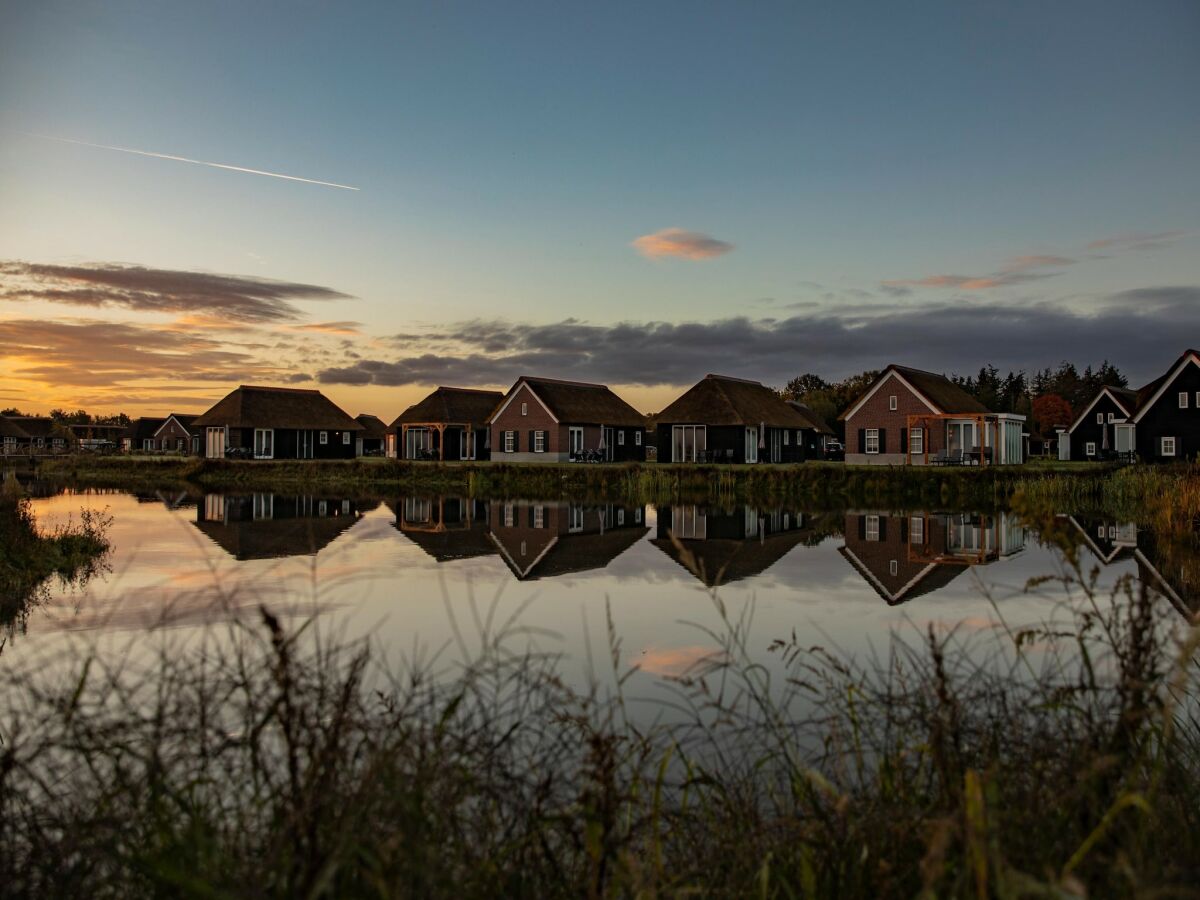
xmin=399 ymin=422 xmax=476 ymax=461
xmin=398 ymin=497 xmax=478 ymax=533
xmin=905 ymin=511 xmax=998 ymax=566
xmin=905 ymin=412 xmax=1001 ymax=467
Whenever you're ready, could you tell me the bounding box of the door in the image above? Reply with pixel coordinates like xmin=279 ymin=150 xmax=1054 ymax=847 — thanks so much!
xmin=1115 ymin=425 xmax=1135 ymax=456
xmin=1058 ymin=432 xmax=1070 ymax=461
xmin=745 ymin=427 xmax=759 ymax=463
xmin=769 ymin=429 xmax=781 ymax=463
xmin=386 ymin=433 xmax=397 ymax=458
xmin=602 ymin=427 xmax=614 ymax=461
xmin=569 ymin=427 xmax=584 ymax=458
xmin=205 ymin=427 xmax=225 ymax=459
xmin=299 ymin=430 xmax=314 ymax=459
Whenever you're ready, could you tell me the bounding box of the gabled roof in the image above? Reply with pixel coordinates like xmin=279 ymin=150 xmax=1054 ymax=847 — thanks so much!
xmin=786 ymin=400 xmax=836 ymax=435
xmin=193 ymin=386 xmax=362 ymax=431
xmin=391 ymin=387 xmax=504 ymax=427
xmin=841 ymin=365 xmax=990 ymax=421
xmin=0 ymin=416 xmax=31 ymax=440
xmin=1132 ymin=348 xmax=1200 ymax=423
xmin=355 ymin=414 xmax=389 ymax=439
xmin=652 ymin=529 xmax=810 ymax=586
xmin=490 ymin=526 xmax=648 ymax=580
xmin=838 ymin=547 xmax=966 ymax=605
xmin=1067 ymin=386 xmax=1138 ymax=433
xmin=492 ymin=377 xmax=645 ymax=427
xmin=153 ymin=413 xmax=200 ymax=438
xmin=4 ymin=416 xmax=61 ymax=439
xmin=125 ymin=417 xmax=166 ymax=442
xmin=656 ymin=375 xmax=813 ymax=428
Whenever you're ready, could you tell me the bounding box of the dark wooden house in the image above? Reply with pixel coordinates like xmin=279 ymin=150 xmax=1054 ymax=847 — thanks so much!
xmin=390 ymin=497 xmax=497 ymax=562
xmin=390 ymin=387 xmax=503 ymax=460
xmin=192 ymin=493 xmax=375 ymax=560
xmin=123 ymin=417 xmax=167 ymax=452
xmin=487 ymin=500 xmax=648 ymax=579
xmin=488 ymin=377 xmax=646 ymax=463
xmin=652 ymin=504 xmax=814 ymax=585
xmin=786 ymin=401 xmax=836 ymax=458
xmin=655 ymin=374 xmax=816 ymax=464
xmin=0 ymin=416 xmax=31 ymax=455
xmin=5 ymin=417 xmax=70 ymax=454
xmin=193 ymin=386 xmax=363 ymax=459
xmin=354 ymin=414 xmax=388 ymax=457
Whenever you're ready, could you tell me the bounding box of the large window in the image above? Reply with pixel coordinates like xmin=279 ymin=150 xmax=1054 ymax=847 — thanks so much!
xmin=569 ymin=504 xmax=584 ymax=533
xmin=406 ymin=427 xmax=432 ymax=458
xmin=671 ymin=425 xmax=706 ymax=462
xmin=253 ymin=428 xmax=274 ymax=459
xmin=534 ymin=431 xmax=546 ymax=453
xmin=865 ymin=515 xmax=880 ymax=541
xmin=745 ymin=427 xmax=759 ymax=463
xmin=910 ymin=516 xmax=924 ymax=544
xmin=865 ymin=429 xmax=880 ymax=454
xmin=569 ymin=426 xmax=584 ymax=457
xmin=1161 ymin=436 xmax=1176 ymax=457
xmin=504 ymin=430 xmax=515 ymax=453
xmin=673 ymin=505 xmax=706 ymax=539
xmin=503 ymin=503 xmax=515 ymax=527
xmin=909 ymin=428 xmax=923 ymax=455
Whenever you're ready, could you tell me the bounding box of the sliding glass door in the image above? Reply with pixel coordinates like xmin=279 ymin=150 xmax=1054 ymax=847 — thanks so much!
xmin=672 ymin=425 xmax=706 ymax=462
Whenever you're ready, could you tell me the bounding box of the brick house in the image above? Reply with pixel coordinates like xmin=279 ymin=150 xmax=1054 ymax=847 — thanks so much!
xmin=123 ymin=417 xmax=166 ymax=452
xmin=840 ymin=365 xmax=1025 ymax=465
xmin=193 ymin=386 xmax=363 ymax=459
xmin=488 ymin=377 xmax=646 ymax=463
xmin=155 ymin=414 xmax=200 ymax=454
xmin=1061 ymin=349 xmax=1200 ymax=462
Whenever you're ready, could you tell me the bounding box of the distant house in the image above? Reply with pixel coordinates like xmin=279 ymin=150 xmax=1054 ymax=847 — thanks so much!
xmin=1061 ymin=349 xmax=1200 ymax=462
xmin=155 ymin=414 xmax=200 ymax=454
xmin=488 ymin=377 xmax=646 ymax=463
xmin=0 ymin=416 xmax=31 ymax=455
xmin=5 ymin=417 xmax=69 ymax=454
xmin=786 ymin=401 xmax=836 ymax=459
xmin=840 ymin=365 xmax=1025 ymax=465
xmin=654 ymin=374 xmax=820 ymax=463
xmin=193 ymin=386 xmax=363 ymax=459
xmin=123 ymin=417 xmax=167 ymax=452
xmin=390 ymin=387 xmax=503 ymax=460
xmin=354 ymin=414 xmax=388 ymax=457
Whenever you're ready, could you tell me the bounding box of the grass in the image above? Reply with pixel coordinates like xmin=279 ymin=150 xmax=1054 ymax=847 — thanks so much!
xmin=0 ymin=500 xmax=1198 ymax=897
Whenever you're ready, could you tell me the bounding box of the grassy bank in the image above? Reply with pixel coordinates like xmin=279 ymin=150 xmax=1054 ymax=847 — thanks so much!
xmin=32 ymin=454 xmax=1115 ymax=508
xmin=1 ymin=563 xmax=1197 ymax=897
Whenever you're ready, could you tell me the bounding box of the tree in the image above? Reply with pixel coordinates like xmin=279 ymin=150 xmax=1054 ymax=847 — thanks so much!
xmin=1031 ymin=393 xmax=1073 ymax=436
xmin=780 ymin=374 xmax=830 ymax=400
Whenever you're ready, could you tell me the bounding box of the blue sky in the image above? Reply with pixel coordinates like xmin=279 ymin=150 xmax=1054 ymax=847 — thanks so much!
xmin=1 ymin=0 xmax=1197 ymax=414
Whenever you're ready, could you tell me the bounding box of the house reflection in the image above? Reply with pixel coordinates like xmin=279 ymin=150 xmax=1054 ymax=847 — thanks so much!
xmin=487 ymin=501 xmax=649 ymax=580
xmin=389 ymin=496 xmax=497 ymax=562
xmin=839 ymin=511 xmax=1025 ymax=605
xmin=193 ymin=493 xmax=377 ymax=560
xmin=1062 ymin=515 xmax=1197 ymax=619
xmin=653 ymin=505 xmax=817 ymax=586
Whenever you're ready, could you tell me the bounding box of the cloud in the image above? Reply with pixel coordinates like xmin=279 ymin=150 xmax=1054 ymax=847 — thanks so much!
xmin=0 ymin=261 xmax=351 ymax=324
xmin=882 ymin=255 xmax=1075 ymax=292
xmin=632 ymin=228 xmax=734 ymax=260
xmin=290 ymin=321 xmax=363 ymax=336
xmin=315 ymin=286 xmax=1200 ymax=391
xmin=1086 ymin=231 xmax=1186 ymax=251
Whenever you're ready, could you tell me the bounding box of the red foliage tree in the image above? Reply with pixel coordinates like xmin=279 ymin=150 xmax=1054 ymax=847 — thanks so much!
xmin=1031 ymin=393 xmax=1073 ymax=435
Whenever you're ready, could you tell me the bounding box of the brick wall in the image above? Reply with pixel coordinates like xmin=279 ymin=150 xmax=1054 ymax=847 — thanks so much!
xmin=844 ymin=372 xmax=944 ymax=459
xmin=491 ymin=384 xmax=560 ymax=455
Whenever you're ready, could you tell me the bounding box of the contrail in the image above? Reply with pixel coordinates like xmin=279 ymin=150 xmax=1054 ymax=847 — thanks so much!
xmin=28 ymin=134 xmax=360 ymax=191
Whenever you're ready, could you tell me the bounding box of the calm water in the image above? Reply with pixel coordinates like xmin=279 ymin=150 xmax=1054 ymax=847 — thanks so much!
xmin=7 ymin=486 xmax=1195 ymax=710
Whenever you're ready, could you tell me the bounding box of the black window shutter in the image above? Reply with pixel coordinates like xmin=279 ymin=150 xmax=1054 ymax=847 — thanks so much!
xmin=513 ymin=431 xmax=520 ymax=452
xmin=528 ymin=506 xmax=535 ymax=526
xmin=858 ymin=428 xmax=866 ymax=453
xmin=879 ymin=428 xmax=887 ymax=453
xmin=900 ymin=428 xmax=908 ymax=453
xmin=529 ymin=430 xmax=535 ymax=452
xmin=857 ymin=516 xmax=866 ymax=540
xmin=900 ymin=517 xmax=908 ymax=541
xmin=878 ymin=517 xmax=888 ymax=541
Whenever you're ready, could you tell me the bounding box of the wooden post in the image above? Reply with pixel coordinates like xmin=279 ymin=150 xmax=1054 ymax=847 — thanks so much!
xmin=437 ymin=424 xmax=445 ymax=460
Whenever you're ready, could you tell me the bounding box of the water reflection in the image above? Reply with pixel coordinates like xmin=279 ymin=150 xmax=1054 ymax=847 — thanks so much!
xmin=193 ymin=493 xmax=380 ymax=560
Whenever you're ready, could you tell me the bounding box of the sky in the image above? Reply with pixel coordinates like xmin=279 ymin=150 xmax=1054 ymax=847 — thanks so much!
xmin=1 ymin=0 xmax=1197 ymax=418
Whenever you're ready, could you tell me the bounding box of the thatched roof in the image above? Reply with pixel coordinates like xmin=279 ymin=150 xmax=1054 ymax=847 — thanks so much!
xmin=391 ymin=387 xmax=503 ymax=428
xmin=838 ymin=548 xmax=966 ymax=606
xmin=841 ymin=365 xmax=989 ymax=420
xmin=656 ymin=375 xmax=811 ymax=428
xmin=652 ymin=530 xmax=810 ymax=586
xmin=4 ymin=417 xmax=60 ymax=439
xmin=124 ymin=417 xmax=166 ymax=442
xmin=0 ymin=416 xmax=30 ymax=440
xmin=505 ymin=377 xmax=645 ymax=427
xmin=785 ymin=401 xmax=835 ymax=435
xmin=355 ymin=414 xmax=389 ymax=440
xmin=193 ymin=386 xmax=362 ymax=431
xmin=491 ymin=526 xmax=648 ymax=580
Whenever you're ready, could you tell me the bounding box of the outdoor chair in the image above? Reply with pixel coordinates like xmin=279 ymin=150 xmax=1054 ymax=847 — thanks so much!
xmin=930 ymin=449 xmax=950 ymax=466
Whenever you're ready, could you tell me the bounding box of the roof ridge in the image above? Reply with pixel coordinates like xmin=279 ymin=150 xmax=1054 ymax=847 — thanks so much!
xmin=237 ymin=384 xmax=322 ymax=395
xmin=705 ymin=373 xmax=764 ymax=386
xmin=520 ymin=375 xmax=608 ymax=389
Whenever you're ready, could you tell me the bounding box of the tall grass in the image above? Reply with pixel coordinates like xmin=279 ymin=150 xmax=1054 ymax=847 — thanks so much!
xmin=1 ymin=549 xmax=1197 ymax=897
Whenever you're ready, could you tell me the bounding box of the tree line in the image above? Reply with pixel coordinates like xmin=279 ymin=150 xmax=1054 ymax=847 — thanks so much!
xmin=1 ymin=407 xmax=132 ymax=426
xmin=780 ymin=360 xmax=1128 ymax=439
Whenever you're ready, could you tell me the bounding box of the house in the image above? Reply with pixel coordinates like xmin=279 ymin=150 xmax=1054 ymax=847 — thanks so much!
xmin=192 ymin=385 xmax=363 ymax=459
xmin=654 ymin=374 xmax=822 ymax=464
xmin=487 ymin=500 xmax=648 ymax=579
xmin=839 ymin=510 xmax=1024 ymax=605
xmin=4 ymin=417 xmax=70 ymax=454
xmin=840 ymin=365 xmax=1025 ymax=465
xmin=1060 ymin=349 xmax=1200 ymax=462
xmin=787 ymin=400 xmax=836 ymax=459
xmin=155 ymin=414 xmax=200 ymax=454
xmin=389 ymin=387 xmax=502 ymax=460
xmin=123 ymin=417 xmax=167 ymax=452
xmin=488 ymin=377 xmax=646 ymax=463
xmin=192 ymin=493 xmax=374 ymax=560
xmin=354 ymin=414 xmax=388 ymax=457
xmin=0 ymin=416 xmax=31 ymax=455
xmin=652 ymin=505 xmax=814 ymax=585
xmin=69 ymin=422 xmax=126 ymax=447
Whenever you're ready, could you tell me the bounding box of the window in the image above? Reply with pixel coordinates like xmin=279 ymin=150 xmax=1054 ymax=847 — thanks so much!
xmin=1196 ymin=392 xmax=1200 ymax=408
xmin=888 ymin=395 xmax=897 ymax=411
xmin=343 ymin=431 xmax=351 ymax=445
xmin=319 ymin=431 xmax=328 ymax=445
xmin=865 ymin=429 xmax=880 ymax=454
xmin=318 ymin=501 xmax=327 ymax=515
xmin=534 ymin=430 xmax=545 ymax=453
xmin=1179 ymin=392 xmax=1189 ymax=409
xmin=635 ymin=508 xmax=642 ymax=523
xmin=1085 ymin=442 xmax=1096 ymax=456
xmin=1161 ymin=436 xmax=1176 ymax=457
xmin=533 ymin=505 xmax=544 ymax=528
xmin=521 ymin=402 xmax=528 ymax=416
xmin=635 ymin=431 xmax=642 ymax=446
xmin=617 ymin=430 xmax=624 ymax=445
xmin=783 ymin=430 xmax=789 ymax=446
xmin=909 ymin=428 xmax=923 ymax=455
xmin=503 ymin=503 xmax=515 ymax=527
xmin=252 ymin=494 xmax=273 ymax=520
xmin=865 ymin=515 xmax=880 ymax=541
xmin=504 ymin=431 xmax=515 ymax=453
xmin=1107 ymin=413 xmax=1115 ymax=423
xmin=910 ymin=516 xmax=924 ymax=544
xmin=177 ymin=438 xmax=184 ymax=451
xmin=671 ymin=425 xmax=706 ymax=462
xmin=143 ymin=438 xmax=153 ymax=451
xmin=341 ymin=500 xmax=350 ymax=514
xmin=568 ymin=504 xmax=584 ymax=533
xmin=889 ymin=560 xmax=898 ymax=577
xmin=745 ymin=427 xmax=759 ymax=463
xmin=253 ymin=428 xmax=274 ymax=459
xmin=617 ymin=509 xmax=625 ymax=526
xmin=1097 ymin=412 xmax=1104 ymax=424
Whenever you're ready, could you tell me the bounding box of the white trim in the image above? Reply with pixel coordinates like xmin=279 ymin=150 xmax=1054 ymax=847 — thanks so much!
xmin=1068 ymin=387 xmax=1134 ymax=433
xmin=842 ymin=369 xmax=939 ymax=422
xmin=153 ymin=414 xmax=193 ymax=439
xmin=489 ymin=381 xmax=559 ymax=425
xmin=1160 ymin=436 xmax=1176 ymax=457
xmin=841 ymin=545 xmax=941 ymax=605
xmin=1179 ymin=392 xmax=1190 ymax=409
xmin=253 ymin=428 xmax=275 ymax=459
xmin=488 ymin=531 xmax=559 ymax=580
xmin=864 ymin=428 xmax=880 ymax=454
xmin=1132 ymin=352 xmax=1200 ymax=423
